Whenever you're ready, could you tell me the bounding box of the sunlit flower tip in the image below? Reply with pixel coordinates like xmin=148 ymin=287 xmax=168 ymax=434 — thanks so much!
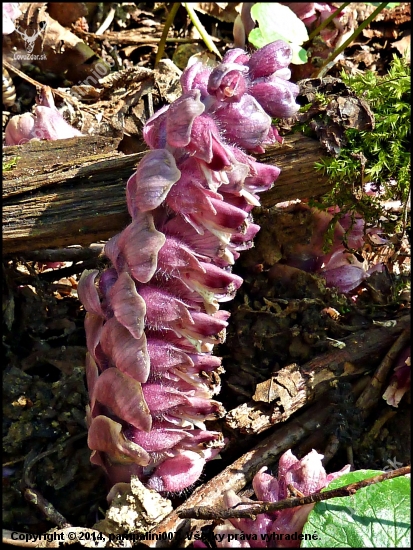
xmin=212 ymin=94 xmax=272 ymax=151
xmin=248 ymin=40 xmax=294 ymax=79
xmin=222 ymin=48 xmax=250 ymax=66
xmin=180 ymin=61 xmax=212 ymax=96
xmin=163 ymin=216 xmax=235 ymax=266
xmin=207 ymin=63 xmax=249 ymax=102
xmin=244 ymin=162 xmax=281 ymax=193
xmin=126 ymin=149 xmax=181 ymax=215
xmin=230 ymin=222 xmax=261 ymax=249
xmin=249 ymin=77 xmax=300 ymax=118
xmin=185 ymin=310 xmax=229 ymax=340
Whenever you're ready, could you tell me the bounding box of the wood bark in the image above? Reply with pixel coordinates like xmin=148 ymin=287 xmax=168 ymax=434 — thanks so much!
xmin=3 ymin=133 xmax=331 ymax=254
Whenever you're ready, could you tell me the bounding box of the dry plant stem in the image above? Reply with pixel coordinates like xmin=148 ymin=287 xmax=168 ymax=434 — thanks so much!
xmin=179 ymin=466 xmax=411 ymax=520
xmin=23 ymin=433 xmax=87 ymax=489
xmin=356 ymin=327 xmax=411 ymax=415
xmin=24 ymin=488 xmax=71 ymax=529
xmin=77 ymin=30 xmax=221 ymax=44
xmin=37 ymin=259 xmax=102 ymax=282
xmin=155 ymin=3 xmax=181 ymax=68
xmin=95 ymin=4 xmax=116 ymax=35
xmin=2 ymin=531 xmax=38 ymax=548
xmin=183 ymin=2 xmax=222 ymax=59
xmin=2 ymin=59 xmax=76 ymax=104
xmin=141 ymin=403 xmax=331 ymax=548
xmin=307 ymin=2 xmax=351 ymax=42
xmin=360 ymin=408 xmax=397 ymax=446
xmin=19 ymin=436 xmax=88 ymax=536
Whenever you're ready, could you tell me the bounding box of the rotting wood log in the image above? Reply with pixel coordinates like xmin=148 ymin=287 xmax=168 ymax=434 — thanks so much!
xmin=3 ymin=133 xmax=331 ymax=254
xmin=225 ymin=314 xmax=410 ymax=434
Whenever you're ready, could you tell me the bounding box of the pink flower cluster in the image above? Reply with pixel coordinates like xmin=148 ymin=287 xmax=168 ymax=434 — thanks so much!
xmin=5 ymin=86 xmax=83 ymax=146
xmin=273 ymin=202 xmax=386 ymax=295
xmin=210 ymin=449 xmax=350 ymax=548
xmin=78 ymin=41 xmax=299 ymax=494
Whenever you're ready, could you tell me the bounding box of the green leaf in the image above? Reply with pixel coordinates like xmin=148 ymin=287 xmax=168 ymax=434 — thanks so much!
xmin=302 ymin=470 xmax=411 ymax=548
xmin=249 ymin=3 xmax=309 ymax=65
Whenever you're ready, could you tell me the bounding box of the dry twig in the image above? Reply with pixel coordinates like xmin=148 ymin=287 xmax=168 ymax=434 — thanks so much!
xmin=178 ymin=466 xmax=411 ymax=520
xmin=356 ymin=328 xmax=410 ymax=414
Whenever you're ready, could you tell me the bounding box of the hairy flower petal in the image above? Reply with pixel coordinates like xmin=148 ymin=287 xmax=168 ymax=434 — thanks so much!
xmin=212 ymin=94 xmax=272 ymax=150
xmin=100 ymin=317 xmax=150 ymax=383
xmin=78 ymin=270 xmax=104 ymax=317
xmin=166 ymin=89 xmax=205 ymax=148
xmin=91 ymin=368 xmax=151 ymax=432
xmin=248 ymin=40 xmax=293 ymax=79
xmin=126 ymin=149 xmax=181 ymax=214
xmin=114 ymin=213 xmax=166 ymax=283
xmin=109 ymin=272 xmax=146 ymax=340
xmin=88 ymin=415 xmax=150 ymax=465
xmin=146 ymin=450 xmax=207 ymax=493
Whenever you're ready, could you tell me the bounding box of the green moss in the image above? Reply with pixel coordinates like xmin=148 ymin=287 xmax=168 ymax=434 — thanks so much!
xmin=3 ymin=156 xmax=20 ymax=171
xmin=311 ymin=55 xmax=410 ymax=234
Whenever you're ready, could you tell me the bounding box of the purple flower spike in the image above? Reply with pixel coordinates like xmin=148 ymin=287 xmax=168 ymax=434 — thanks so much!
xmin=79 ymin=41 xmax=297 ymax=495
xmin=215 ymin=449 xmax=350 ymax=548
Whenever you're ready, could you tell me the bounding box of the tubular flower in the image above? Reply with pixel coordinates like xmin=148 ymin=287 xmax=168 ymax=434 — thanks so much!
xmin=212 ymin=450 xmax=350 ymax=548
xmin=78 ymin=42 xmax=299 ymax=494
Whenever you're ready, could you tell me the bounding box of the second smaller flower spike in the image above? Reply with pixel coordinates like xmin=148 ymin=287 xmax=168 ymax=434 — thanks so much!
xmin=214 ymin=449 xmax=350 ymax=548
xmin=5 ymin=87 xmax=82 ymax=145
